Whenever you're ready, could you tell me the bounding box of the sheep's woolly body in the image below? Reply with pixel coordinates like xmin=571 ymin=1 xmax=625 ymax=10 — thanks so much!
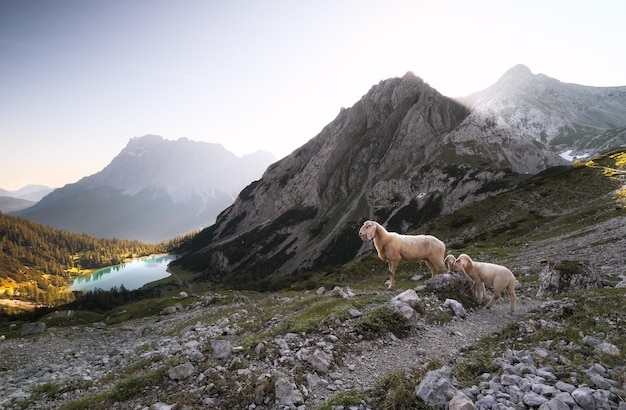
xmin=359 ymin=220 xmax=446 ymax=289
xmin=451 ymin=253 xmax=517 ymax=313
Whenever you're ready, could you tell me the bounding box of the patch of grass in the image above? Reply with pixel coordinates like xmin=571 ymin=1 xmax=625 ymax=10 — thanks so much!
xmin=32 ymin=382 xmax=60 ymax=396
xmin=60 ymin=364 xmax=170 ymax=410
xmin=313 ymin=390 xmax=368 ymax=410
xmin=108 ymin=365 xmax=169 ymax=402
xmin=353 ymin=305 xmax=409 ymax=340
xmin=277 ymin=295 xmax=356 ymax=334
xmin=368 ymin=370 xmax=431 ymax=410
xmin=58 ymin=391 xmax=110 ymax=410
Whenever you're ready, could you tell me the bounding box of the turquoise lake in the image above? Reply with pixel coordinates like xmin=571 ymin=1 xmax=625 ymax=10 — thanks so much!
xmin=68 ymin=254 xmax=176 ymax=291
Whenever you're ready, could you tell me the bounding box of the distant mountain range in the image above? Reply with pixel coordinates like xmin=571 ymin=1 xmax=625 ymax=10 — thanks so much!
xmin=11 ymin=136 xmax=276 ymax=242
xmin=172 ymin=65 xmax=626 ymax=285
xmin=459 ymin=64 xmax=626 ymax=158
xmin=0 ymin=185 xmax=53 ymax=212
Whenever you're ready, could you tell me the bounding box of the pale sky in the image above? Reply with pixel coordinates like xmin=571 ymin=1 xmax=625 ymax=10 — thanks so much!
xmin=1 ymin=0 xmax=625 ymax=191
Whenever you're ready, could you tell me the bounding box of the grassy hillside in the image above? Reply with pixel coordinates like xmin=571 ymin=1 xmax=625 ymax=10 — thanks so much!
xmin=0 ymin=213 xmax=179 ymax=313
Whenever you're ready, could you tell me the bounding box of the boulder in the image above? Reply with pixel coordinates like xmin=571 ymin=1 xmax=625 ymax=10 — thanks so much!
xmin=274 ymin=373 xmax=304 ymax=406
xmin=425 ymin=272 xmax=474 ymax=298
xmin=448 ymin=390 xmax=476 ymax=410
xmin=168 ymin=362 xmax=195 ymax=380
xmin=211 ymin=339 xmax=232 ymax=360
xmin=414 ymin=365 xmax=457 ymax=407
xmin=443 ymin=298 xmax=467 ymax=318
xmin=537 ymin=260 xmax=603 ymax=298
xmin=21 ymin=322 xmax=46 ymax=336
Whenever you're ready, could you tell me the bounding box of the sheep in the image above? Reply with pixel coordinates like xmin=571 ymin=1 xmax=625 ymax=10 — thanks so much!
xmin=449 ymin=253 xmax=517 ymax=313
xmin=444 ymin=254 xmax=458 ymax=271
xmin=358 ymin=220 xmax=446 ymax=289
xmin=446 ymin=253 xmax=483 ymax=299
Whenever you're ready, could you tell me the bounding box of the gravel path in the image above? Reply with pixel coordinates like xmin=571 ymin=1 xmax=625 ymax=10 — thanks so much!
xmin=330 ymin=295 xmax=542 ymax=393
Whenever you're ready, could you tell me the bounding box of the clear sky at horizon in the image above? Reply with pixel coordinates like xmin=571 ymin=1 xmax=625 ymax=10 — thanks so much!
xmin=1 ymin=0 xmax=625 ymax=191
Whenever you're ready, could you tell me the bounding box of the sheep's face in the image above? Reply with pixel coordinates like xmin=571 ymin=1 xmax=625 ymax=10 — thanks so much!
xmin=444 ymin=255 xmax=456 ymax=270
xmin=358 ymin=221 xmax=376 ymax=241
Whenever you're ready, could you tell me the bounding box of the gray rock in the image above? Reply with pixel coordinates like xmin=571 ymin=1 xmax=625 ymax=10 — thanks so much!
xmin=447 ymin=390 xmax=476 ymax=410
xmin=523 ymin=391 xmax=549 ymax=407
xmin=595 ymin=342 xmax=620 ymax=357
xmin=91 ymin=321 xmax=106 ymax=330
xmin=211 ymin=339 xmax=232 ymax=359
xmin=186 ymin=349 xmax=205 ymax=363
xmin=307 ymin=349 xmax=332 ymax=373
xmin=571 ymin=387 xmax=596 ymax=410
xmin=414 ymin=366 xmax=457 ymax=407
xmin=554 ymin=392 xmax=578 ymax=407
xmin=328 ymin=286 xmax=355 ymax=299
xmin=388 ymin=299 xmax=416 ymax=321
xmin=168 ymin=361 xmax=195 ymax=380
xmin=536 ymin=260 xmax=603 ymax=298
xmin=443 ymin=298 xmax=467 ymax=318
xmin=150 ymin=402 xmax=174 ymax=410
xmin=160 ymin=306 xmax=177 ymax=315
xmin=233 ymin=291 xmax=250 ymax=303
xmin=274 ymin=374 xmax=303 ymax=406
xmin=554 ymin=381 xmax=576 ymax=393
xmin=21 ymin=322 xmax=46 ymax=336
xmin=392 ymin=289 xmax=420 ymax=308
xmin=538 ymin=397 xmax=571 ymax=410
xmin=348 ymin=308 xmax=363 ymax=318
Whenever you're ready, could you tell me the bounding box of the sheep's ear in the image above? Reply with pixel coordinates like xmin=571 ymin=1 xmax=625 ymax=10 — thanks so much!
xmin=365 ymin=223 xmax=376 ymax=240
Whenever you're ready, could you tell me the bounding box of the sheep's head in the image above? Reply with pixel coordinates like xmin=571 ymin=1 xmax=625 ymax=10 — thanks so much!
xmin=444 ymin=255 xmax=456 ymax=270
xmin=358 ymin=220 xmax=376 ymax=241
xmin=456 ymin=254 xmax=474 ymax=269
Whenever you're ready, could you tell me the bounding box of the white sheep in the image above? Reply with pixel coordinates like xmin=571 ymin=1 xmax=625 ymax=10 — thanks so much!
xmin=449 ymin=253 xmax=517 ymax=313
xmin=358 ymin=220 xmax=446 ymax=289
xmin=446 ymin=253 xmax=484 ymax=300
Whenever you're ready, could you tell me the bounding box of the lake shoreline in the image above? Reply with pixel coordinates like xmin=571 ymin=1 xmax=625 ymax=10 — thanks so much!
xmin=67 ymin=254 xmax=176 ymax=292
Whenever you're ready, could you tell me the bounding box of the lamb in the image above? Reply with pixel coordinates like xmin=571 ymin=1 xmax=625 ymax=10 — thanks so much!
xmin=358 ymin=220 xmax=446 ymax=289
xmin=444 ymin=254 xmax=458 ymax=271
xmin=449 ymin=253 xmax=517 ymax=313
xmin=446 ymin=253 xmax=483 ymax=299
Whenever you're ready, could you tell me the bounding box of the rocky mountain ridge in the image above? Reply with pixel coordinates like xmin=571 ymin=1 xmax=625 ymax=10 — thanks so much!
xmin=461 ymin=64 xmax=626 ymax=158
xmin=174 ymin=69 xmax=583 ymax=282
xmin=11 ymin=136 xmax=276 ymax=242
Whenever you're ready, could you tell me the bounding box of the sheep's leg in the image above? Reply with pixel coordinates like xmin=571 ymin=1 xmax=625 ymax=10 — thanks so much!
xmin=472 ymin=282 xmax=482 ymax=301
xmin=484 ymin=288 xmax=500 ymax=309
xmin=477 ymin=282 xmax=486 ymax=302
xmin=507 ymin=285 xmax=516 ymax=313
xmin=425 ymin=260 xmax=438 ymax=277
xmin=434 ymin=258 xmax=447 ymax=274
xmin=387 ymin=260 xmax=398 ymax=289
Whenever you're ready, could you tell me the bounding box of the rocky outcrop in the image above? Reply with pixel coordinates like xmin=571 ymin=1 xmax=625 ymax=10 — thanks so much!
xmin=536 ymin=259 xmax=604 ymax=298
xmin=20 ymin=322 xmax=46 ymax=336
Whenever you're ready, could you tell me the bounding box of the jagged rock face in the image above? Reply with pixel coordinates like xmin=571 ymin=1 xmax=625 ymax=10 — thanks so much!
xmin=462 ymin=64 xmax=626 ymax=158
xmin=175 ymin=73 xmax=565 ymax=284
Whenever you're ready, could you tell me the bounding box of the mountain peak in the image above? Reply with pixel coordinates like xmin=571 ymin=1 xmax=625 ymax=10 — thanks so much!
xmin=503 ymin=64 xmax=532 ymax=77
